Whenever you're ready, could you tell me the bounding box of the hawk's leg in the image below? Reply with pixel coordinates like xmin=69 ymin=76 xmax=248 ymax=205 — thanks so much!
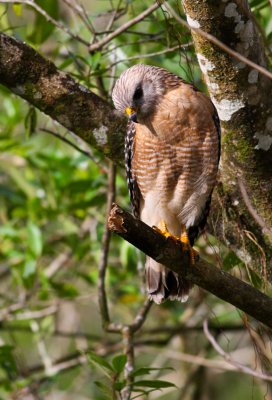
xmin=152 ymin=220 xmax=179 ymax=240
xmin=153 ymin=221 xmax=198 ymax=265
xmin=180 ymin=224 xmax=198 ymax=265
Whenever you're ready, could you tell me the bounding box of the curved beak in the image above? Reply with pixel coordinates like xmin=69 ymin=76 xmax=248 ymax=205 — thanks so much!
xmin=125 ymin=107 xmax=138 ymax=123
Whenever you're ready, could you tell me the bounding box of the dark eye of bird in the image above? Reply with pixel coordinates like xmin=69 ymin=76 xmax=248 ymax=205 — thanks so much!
xmin=133 ymin=86 xmax=143 ymax=100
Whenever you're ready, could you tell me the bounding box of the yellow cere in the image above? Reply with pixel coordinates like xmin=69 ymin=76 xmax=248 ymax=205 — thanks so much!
xmin=125 ymin=107 xmax=135 ymax=116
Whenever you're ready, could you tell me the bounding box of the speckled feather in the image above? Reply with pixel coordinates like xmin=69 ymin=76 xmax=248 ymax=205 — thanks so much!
xmin=125 ymin=121 xmax=141 ymax=218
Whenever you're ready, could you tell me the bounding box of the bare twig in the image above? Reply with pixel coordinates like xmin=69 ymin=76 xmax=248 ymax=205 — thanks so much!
xmin=203 ymin=319 xmax=272 ymax=382
xmin=238 ymin=177 xmax=272 ymax=240
xmin=0 ymin=301 xmax=25 ymax=321
xmin=41 ymin=128 xmax=106 ymax=171
xmin=122 ymin=326 xmax=134 ymax=400
xmin=44 ymin=252 xmax=71 ymax=279
xmin=103 ymin=33 xmax=163 ymax=55
xmin=31 ymin=321 xmax=53 ymax=376
xmin=165 ymin=349 xmax=236 ymax=372
xmin=108 ymin=44 xmax=193 ymax=69
xmin=0 ymin=303 xmax=58 ymax=323
xmin=10 ymin=304 xmax=58 ymax=321
xmin=163 ymin=2 xmax=272 ymax=81
xmin=62 ymin=0 xmax=95 ymax=34
xmin=108 ymin=203 xmax=272 ymax=329
xmin=45 ymin=217 xmax=94 ymax=278
xmin=0 ymin=0 xmax=89 ymax=46
xmin=98 ymin=162 xmax=116 ymax=329
xmin=130 ymin=300 xmax=152 ymax=333
xmin=89 ymin=2 xmax=161 ymax=52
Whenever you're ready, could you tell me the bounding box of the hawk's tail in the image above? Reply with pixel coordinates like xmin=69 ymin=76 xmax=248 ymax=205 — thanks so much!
xmin=145 ymin=257 xmax=192 ymax=304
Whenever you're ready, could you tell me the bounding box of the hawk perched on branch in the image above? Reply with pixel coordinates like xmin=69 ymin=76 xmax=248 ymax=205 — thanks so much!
xmin=112 ymin=64 xmax=220 ymax=304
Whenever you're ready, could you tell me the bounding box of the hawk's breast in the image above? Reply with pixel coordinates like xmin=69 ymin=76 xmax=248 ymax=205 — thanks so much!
xmin=132 ymin=83 xmax=219 ymax=228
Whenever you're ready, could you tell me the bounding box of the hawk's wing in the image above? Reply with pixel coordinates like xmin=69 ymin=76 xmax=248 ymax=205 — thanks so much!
xmin=188 ymin=104 xmax=221 ymax=245
xmin=125 ymin=121 xmax=141 ymax=218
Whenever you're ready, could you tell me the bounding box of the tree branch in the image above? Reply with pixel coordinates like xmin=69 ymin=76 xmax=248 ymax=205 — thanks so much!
xmin=108 ymin=203 xmax=272 ymax=330
xmin=0 ymin=32 xmax=126 ymax=164
xmin=0 ymin=0 xmax=89 ymax=46
xmin=203 ymin=319 xmax=272 ymax=382
xmin=88 ymin=2 xmax=161 ymax=52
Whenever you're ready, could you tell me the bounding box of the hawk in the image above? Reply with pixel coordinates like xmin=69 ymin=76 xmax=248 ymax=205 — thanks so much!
xmin=112 ymin=64 xmax=220 ymax=304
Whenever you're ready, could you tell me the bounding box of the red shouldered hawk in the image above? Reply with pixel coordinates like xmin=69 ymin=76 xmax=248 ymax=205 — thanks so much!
xmin=112 ymin=64 xmax=220 ymax=304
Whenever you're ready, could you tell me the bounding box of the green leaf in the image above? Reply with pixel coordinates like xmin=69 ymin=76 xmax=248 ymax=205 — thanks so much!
xmin=0 ymin=345 xmax=17 ymax=379
xmin=27 ymin=222 xmax=43 ymax=257
xmin=120 ymin=241 xmax=137 ymax=272
xmin=112 ymin=354 xmax=127 ymax=374
xmin=113 ymin=380 xmax=126 ymax=391
xmin=50 ymin=281 xmax=79 ymax=298
xmin=27 ymin=0 xmax=59 ymax=44
xmin=24 ymin=107 xmax=37 ymax=137
xmin=133 ymin=380 xmax=176 ymax=389
xmin=3 ymin=165 xmax=36 ymax=198
xmin=12 ymin=4 xmax=22 ymax=16
xmin=223 ymin=251 xmax=242 ymax=271
xmin=131 ymin=367 xmax=173 ymax=377
xmin=94 ymin=381 xmax=112 ymax=399
xmin=23 ymin=258 xmax=37 ymax=278
xmin=88 ymin=352 xmax=114 ymax=376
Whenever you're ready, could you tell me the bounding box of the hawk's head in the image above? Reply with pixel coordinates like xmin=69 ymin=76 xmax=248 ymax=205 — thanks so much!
xmin=112 ymin=64 xmax=166 ymax=123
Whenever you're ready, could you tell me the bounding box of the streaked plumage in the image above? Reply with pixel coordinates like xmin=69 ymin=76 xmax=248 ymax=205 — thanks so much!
xmin=112 ymin=64 xmax=220 ymax=304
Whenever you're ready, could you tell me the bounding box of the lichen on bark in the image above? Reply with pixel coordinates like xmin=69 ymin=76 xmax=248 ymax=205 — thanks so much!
xmin=182 ymin=0 xmax=272 ymax=278
xmin=0 ymin=32 xmax=127 ymax=164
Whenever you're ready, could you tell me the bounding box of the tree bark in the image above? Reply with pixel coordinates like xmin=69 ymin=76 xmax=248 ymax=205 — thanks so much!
xmin=0 ymin=32 xmax=126 ymax=164
xmin=182 ymin=0 xmax=272 ymax=276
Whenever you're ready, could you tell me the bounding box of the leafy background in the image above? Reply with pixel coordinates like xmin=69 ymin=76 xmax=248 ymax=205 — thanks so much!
xmin=0 ymin=0 xmax=272 ymax=399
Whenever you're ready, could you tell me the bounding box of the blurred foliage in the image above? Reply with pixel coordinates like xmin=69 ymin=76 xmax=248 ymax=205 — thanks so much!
xmin=0 ymin=0 xmax=271 ymax=399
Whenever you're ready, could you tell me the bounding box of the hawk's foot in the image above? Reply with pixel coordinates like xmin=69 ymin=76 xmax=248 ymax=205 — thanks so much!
xmin=152 ymin=220 xmax=179 ymax=241
xmin=180 ymin=225 xmax=198 ymax=265
xmin=152 ymin=221 xmax=198 ymax=265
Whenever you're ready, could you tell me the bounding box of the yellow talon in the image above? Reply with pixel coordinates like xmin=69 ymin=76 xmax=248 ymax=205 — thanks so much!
xmin=153 ymin=220 xmax=179 ymax=240
xmin=153 ymin=221 xmax=198 ymax=265
xmin=180 ymin=225 xmax=198 ymax=265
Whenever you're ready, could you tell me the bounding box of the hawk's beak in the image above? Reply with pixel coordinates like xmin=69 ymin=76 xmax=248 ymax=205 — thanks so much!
xmin=125 ymin=107 xmax=138 ymax=123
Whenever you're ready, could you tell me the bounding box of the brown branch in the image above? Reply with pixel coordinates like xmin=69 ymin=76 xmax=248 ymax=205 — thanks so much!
xmin=130 ymin=300 xmax=152 ymax=333
xmin=238 ymin=177 xmax=272 ymax=240
xmin=88 ymin=2 xmax=161 ymax=52
xmin=0 ymin=0 xmax=89 ymax=46
xmin=41 ymin=128 xmax=105 ymax=170
xmin=108 ymin=203 xmax=272 ymax=329
xmin=0 ymin=32 xmax=126 ymax=164
xmin=203 ymin=319 xmax=272 ymax=382
xmin=44 ymin=217 xmax=94 ymax=278
xmin=164 ymin=2 xmax=272 ymax=81
xmin=107 ymin=43 xmax=193 ymax=69
xmin=62 ymin=0 xmax=96 ymax=34
xmin=98 ymin=162 xmax=116 ymax=329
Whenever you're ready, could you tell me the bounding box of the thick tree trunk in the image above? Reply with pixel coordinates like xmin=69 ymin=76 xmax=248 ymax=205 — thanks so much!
xmin=182 ymin=0 xmax=272 ymax=276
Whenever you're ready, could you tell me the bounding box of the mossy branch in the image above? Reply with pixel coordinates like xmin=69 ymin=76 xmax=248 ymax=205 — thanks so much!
xmin=0 ymin=32 xmax=126 ymax=164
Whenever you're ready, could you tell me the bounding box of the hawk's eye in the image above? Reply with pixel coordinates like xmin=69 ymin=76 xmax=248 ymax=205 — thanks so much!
xmin=133 ymin=86 xmax=143 ymax=100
